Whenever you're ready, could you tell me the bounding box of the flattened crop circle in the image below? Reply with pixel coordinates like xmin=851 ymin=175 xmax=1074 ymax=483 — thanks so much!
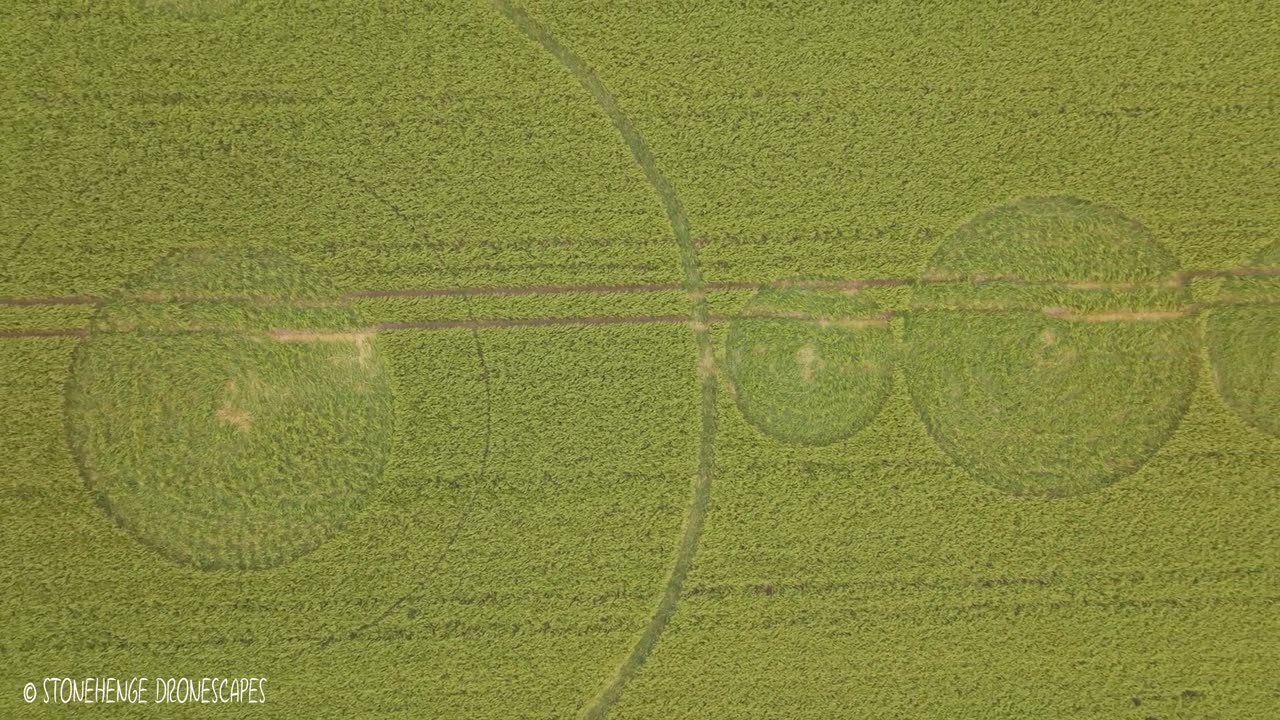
xmin=726 ymin=288 xmax=895 ymax=446
xmin=1206 ymin=239 xmax=1280 ymax=438
xmin=66 ymin=250 xmax=394 ymax=570
xmin=905 ymin=196 xmax=1197 ymax=497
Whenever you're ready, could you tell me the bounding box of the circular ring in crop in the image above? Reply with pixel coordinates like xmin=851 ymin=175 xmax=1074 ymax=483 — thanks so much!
xmin=905 ymin=196 xmax=1198 ymax=497
xmin=726 ymin=287 xmax=895 ymax=446
xmin=65 ymin=249 xmax=395 ymax=570
xmin=1206 ymin=239 xmax=1280 ymax=438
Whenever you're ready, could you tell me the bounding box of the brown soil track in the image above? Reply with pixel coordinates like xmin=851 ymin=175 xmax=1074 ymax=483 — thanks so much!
xmin=0 ymin=328 xmax=89 ymax=338
xmin=4 ymin=266 xmax=1278 ymax=309
xmin=734 ymin=309 xmax=897 ymax=328
xmin=379 ymin=310 xmax=899 ymax=332
xmin=10 ymin=301 xmax=1280 ymax=340
xmin=0 ymin=279 xmax=748 ymax=306
xmin=0 ymin=296 xmax=102 ymax=306
xmin=346 ymin=281 xmax=696 ymax=298
xmin=376 ymin=315 xmax=691 ymax=331
xmin=0 ymin=311 xmax=898 ymax=339
xmin=1040 ymin=307 xmax=1193 ymax=322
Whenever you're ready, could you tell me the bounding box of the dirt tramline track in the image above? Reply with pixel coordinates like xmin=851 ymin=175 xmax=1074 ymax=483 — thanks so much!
xmin=0 ymin=271 xmax=1275 ymax=340
xmin=3 ymin=264 xmax=1279 ymax=309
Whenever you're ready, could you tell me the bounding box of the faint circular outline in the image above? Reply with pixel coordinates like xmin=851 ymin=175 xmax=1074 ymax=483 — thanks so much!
xmin=725 ymin=286 xmax=896 ymax=447
xmin=1204 ymin=239 xmax=1280 ymax=438
xmin=903 ymin=195 xmax=1200 ymax=498
xmin=11 ymin=133 xmax=492 ymax=647
xmin=62 ymin=247 xmax=396 ymax=571
xmin=7 ymin=136 xmax=495 ymax=659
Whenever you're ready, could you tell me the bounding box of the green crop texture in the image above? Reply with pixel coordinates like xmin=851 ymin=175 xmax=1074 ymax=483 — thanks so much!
xmin=2 ymin=1 xmax=1278 ymax=719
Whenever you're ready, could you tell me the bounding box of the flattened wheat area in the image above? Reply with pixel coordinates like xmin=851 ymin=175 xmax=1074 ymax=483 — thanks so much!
xmin=2 ymin=2 xmax=1277 ymax=719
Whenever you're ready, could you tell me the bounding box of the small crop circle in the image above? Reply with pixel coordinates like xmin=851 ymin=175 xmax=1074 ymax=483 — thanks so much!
xmin=726 ymin=288 xmax=895 ymax=446
xmin=1206 ymin=240 xmax=1280 ymax=438
xmin=66 ymin=250 xmax=394 ymax=570
xmin=905 ymin=196 xmax=1197 ymax=497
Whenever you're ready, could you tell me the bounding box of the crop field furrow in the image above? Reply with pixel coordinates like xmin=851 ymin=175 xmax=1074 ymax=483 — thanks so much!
xmin=5 ymin=263 xmax=1280 ymax=308
xmin=8 ymin=299 xmax=1280 ymax=342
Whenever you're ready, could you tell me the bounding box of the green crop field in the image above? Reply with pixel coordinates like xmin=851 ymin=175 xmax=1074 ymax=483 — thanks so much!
xmin=2 ymin=1 xmax=1278 ymax=718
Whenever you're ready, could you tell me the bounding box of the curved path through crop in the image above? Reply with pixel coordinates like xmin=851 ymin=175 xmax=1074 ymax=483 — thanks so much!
xmin=492 ymin=2 xmax=717 ymax=717
xmin=285 ymin=154 xmax=495 ymax=655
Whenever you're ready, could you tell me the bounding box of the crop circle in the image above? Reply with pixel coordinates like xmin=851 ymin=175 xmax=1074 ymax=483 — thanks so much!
xmin=66 ymin=250 xmax=394 ymax=570
xmin=726 ymin=288 xmax=895 ymax=446
xmin=905 ymin=196 xmax=1198 ymax=497
xmin=1206 ymin=240 xmax=1280 ymax=438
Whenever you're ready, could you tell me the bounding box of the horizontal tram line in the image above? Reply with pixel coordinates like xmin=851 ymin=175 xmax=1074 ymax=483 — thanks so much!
xmin=0 ymin=328 xmax=89 ymax=338
xmin=3 ymin=265 xmax=1279 ymax=308
xmin=0 ymin=311 xmax=892 ymax=340
xmin=18 ymin=79 xmax=1271 ymax=106
xmin=681 ymin=563 xmax=1273 ymax=600
xmin=701 ymin=593 xmax=1280 ymax=631
xmin=5 ymin=299 xmax=1280 ymax=339
xmin=0 ymin=279 xmax=777 ymax=306
xmin=10 ymin=592 xmax=1273 ymax=658
xmin=0 ymin=295 xmax=101 ymax=306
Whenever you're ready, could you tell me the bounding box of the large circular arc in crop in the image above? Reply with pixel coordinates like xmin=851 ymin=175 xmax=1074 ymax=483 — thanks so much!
xmin=493 ymin=3 xmax=718 ymax=718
